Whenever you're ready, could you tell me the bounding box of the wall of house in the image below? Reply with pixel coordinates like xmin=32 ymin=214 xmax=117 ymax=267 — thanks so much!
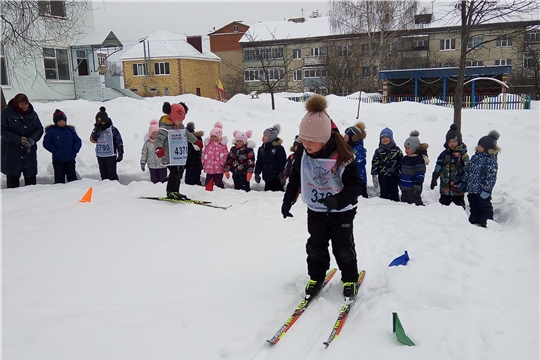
xmin=180 ymin=59 xmax=220 ymax=100
xmin=122 ymin=59 xmax=181 ymax=97
xmin=209 ymin=23 xmax=249 ymax=52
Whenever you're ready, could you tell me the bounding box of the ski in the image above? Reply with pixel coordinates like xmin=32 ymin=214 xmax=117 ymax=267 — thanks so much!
xmin=323 ymin=269 xmax=366 ymax=348
xmin=266 ymin=268 xmax=337 ymax=345
xmin=139 ymin=196 xmax=230 ymax=209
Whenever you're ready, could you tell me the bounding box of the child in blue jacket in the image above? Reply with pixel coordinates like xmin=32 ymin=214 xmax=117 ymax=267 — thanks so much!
xmin=400 ymin=130 xmax=429 ymax=206
xmin=460 ymin=131 xmax=500 ymax=228
xmin=254 ymin=124 xmax=286 ymax=191
xmin=344 ymin=122 xmax=368 ymax=198
xmin=43 ymin=109 xmax=82 ymax=183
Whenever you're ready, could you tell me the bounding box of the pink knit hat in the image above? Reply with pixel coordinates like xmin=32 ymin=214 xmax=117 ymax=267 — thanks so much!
xmin=148 ymin=119 xmax=160 ymax=137
xmin=299 ymin=95 xmax=332 ymax=144
xmin=233 ymin=130 xmax=252 ymax=144
xmin=210 ymin=121 xmax=224 ymax=139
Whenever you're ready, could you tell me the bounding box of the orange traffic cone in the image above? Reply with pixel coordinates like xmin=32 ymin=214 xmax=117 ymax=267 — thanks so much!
xmin=205 ymin=178 xmax=215 ymax=191
xmin=79 ymin=187 xmax=93 ymax=203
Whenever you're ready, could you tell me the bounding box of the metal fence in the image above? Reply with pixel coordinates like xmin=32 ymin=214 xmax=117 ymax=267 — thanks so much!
xmin=345 ymin=94 xmax=532 ymax=110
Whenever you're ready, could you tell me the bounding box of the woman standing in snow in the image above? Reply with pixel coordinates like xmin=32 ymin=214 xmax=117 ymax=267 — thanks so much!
xmin=1 ymin=93 xmax=44 ymax=188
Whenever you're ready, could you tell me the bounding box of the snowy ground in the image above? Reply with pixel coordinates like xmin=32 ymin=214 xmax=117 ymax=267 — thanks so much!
xmin=1 ymin=93 xmax=538 ymax=360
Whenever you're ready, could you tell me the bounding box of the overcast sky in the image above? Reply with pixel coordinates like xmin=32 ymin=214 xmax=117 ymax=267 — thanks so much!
xmin=92 ymin=1 xmax=330 ymax=49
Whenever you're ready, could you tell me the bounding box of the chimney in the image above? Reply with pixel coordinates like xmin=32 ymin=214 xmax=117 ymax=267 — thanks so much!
xmin=187 ymin=35 xmax=203 ymax=53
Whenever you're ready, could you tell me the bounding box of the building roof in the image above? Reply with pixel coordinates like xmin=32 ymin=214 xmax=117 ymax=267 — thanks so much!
xmin=119 ymin=30 xmax=220 ymax=61
xmin=240 ymin=16 xmax=333 ymax=43
xmin=379 ymin=65 xmax=513 ymax=79
xmin=73 ymin=31 xmax=123 ymax=49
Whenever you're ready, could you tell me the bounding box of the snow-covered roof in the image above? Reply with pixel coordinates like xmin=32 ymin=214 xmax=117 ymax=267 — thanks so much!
xmin=119 ymin=30 xmax=220 ymax=61
xmin=73 ymin=31 xmax=123 ymax=48
xmin=240 ymin=17 xmax=335 ymax=43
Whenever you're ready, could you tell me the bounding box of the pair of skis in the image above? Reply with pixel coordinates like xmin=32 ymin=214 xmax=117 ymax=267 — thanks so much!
xmin=266 ymin=269 xmax=366 ymax=347
xmin=139 ymin=196 xmax=231 ymax=209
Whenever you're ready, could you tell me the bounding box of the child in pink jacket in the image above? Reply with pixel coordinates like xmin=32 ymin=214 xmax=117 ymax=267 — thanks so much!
xmin=202 ymin=121 xmax=229 ymax=189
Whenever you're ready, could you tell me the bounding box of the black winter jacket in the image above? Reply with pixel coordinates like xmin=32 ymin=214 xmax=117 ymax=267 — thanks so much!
xmin=1 ymin=100 xmax=44 ymax=177
xmin=255 ymin=138 xmax=287 ymax=182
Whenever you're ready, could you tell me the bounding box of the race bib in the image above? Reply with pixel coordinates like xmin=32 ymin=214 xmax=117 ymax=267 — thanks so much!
xmin=168 ymin=129 xmax=188 ymax=166
xmin=95 ymin=128 xmax=114 ymax=157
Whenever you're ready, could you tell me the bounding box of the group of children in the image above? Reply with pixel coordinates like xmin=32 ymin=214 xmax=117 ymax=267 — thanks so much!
xmin=32 ymin=96 xmax=500 ymax=302
xmin=280 ymin=94 xmax=500 ymax=301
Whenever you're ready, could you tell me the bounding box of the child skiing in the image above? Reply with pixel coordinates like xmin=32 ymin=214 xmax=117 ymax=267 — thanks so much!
xmin=224 ymin=130 xmax=255 ymax=192
xmin=430 ymin=124 xmax=469 ymax=208
xmin=90 ymin=106 xmax=123 ymax=181
xmin=43 ymin=109 xmax=82 ymax=183
xmin=140 ymin=119 xmax=168 ymax=184
xmin=400 ymin=130 xmax=429 ymax=206
xmin=371 ymin=127 xmax=402 ymax=202
xmin=281 ymin=95 xmax=364 ymax=301
xmin=201 ymin=121 xmax=229 ymax=189
xmin=460 ymin=130 xmax=500 ymax=228
xmin=154 ymin=101 xmax=198 ymax=200
xmin=344 ymin=122 xmax=368 ymax=198
xmin=254 ymin=124 xmax=287 ymax=191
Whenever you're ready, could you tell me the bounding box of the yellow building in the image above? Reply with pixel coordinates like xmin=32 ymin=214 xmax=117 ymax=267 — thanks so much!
xmin=119 ymin=30 xmax=221 ymax=99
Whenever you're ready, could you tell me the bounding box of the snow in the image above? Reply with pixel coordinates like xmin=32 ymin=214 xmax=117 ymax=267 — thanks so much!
xmin=2 ymin=93 xmax=539 ymax=359
xmin=240 ymin=16 xmax=332 ymax=42
xmin=119 ymin=30 xmax=219 ymax=61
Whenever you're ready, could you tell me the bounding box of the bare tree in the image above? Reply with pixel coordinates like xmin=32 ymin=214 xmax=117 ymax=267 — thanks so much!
xmin=1 ymin=1 xmax=91 ymax=87
xmin=107 ymin=62 xmax=123 ymax=76
xmin=242 ymin=29 xmax=304 ymax=110
xmin=448 ymin=0 xmax=540 ymax=130
xmin=329 ymin=0 xmax=419 ymax=89
xmin=324 ymin=42 xmax=361 ymax=95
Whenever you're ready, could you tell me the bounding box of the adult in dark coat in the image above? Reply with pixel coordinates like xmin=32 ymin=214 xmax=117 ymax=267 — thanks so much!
xmin=1 ymin=93 xmax=44 ymax=188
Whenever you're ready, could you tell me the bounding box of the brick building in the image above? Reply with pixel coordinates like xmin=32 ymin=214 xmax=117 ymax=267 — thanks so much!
xmin=208 ymin=21 xmax=250 ymax=97
xmin=119 ymin=30 xmax=221 ymax=99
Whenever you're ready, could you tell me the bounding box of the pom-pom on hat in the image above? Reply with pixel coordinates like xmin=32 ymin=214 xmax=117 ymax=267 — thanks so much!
xmin=299 ymin=95 xmax=332 ymax=144
xmin=380 ymin=127 xmax=393 ymax=140
xmin=53 ymin=109 xmax=67 ymax=124
xmin=233 ymin=130 xmax=252 ymax=145
xmin=345 ymin=122 xmax=366 ymax=144
xmin=95 ymin=106 xmax=108 ymax=122
xmin=264 ymin=124 xmax=281 ymax=143
xmin=445 ymin=124 xmax=462 ymax=146
xmin=210 ymin=121 xmax=224 ymax=139
xmin=404 ymin=130 xmax=421 ymax=153
xmin=148 ymin=119 xmax=160 ymax=137
xmin=478 ymin=130 xmax=500 ymax=151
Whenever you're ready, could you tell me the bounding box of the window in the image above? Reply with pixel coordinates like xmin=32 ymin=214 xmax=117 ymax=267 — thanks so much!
xmin=495 ymin=59 xmax=511 ymax=66
xmin=440 ymin=39 xmax=456 ymax=50
xmin=43 ymin=47 xmax=69 ymax=80
xmin=130 ymin=88 xmax=138 ymax=93
xmin=390 ymin=41 xmax=402 ymax=52
xmin=244 ymin=69 xmax=264 ymax=81
xmin=466 ymin=60 xmax=483 ymax=67
xmin=293 ymin=70 xmax=303 ymax=81
xmin=76 ymin=50 xmax=89 ymax=76
xmin=496 ymin=35 xmax=512 ymax=47
xmin=362 ymin=66 xmax=371 ymax=78
xmin=310 ymin=47 xmax=326 ymax=56
xmin=414 ymin=64 xmax=424 ymax=69
xmin=244 ymin=47 xmax=283 ymax=60
xmin=524 ymin=53 xmax=536 ymax=68
xmin=467 ymin=36 xmax=484 ymax=49
xmin=293 ymin=49 xmax=302 ymax=59
xmin=340 ymin=45 xmax=352 ymax=56
xmin=132 ymin=63 xmax=147 ymax=76
xmin=233 ymin=25 xmax=239 ymax=32
xmin=303 ymin=69 xmax=327 ymax=78
xmin=525 ymin=31 xmax=540 ymax=43
xmin=1 ymin=45 xmax=7 ymax=85
xmin=154 ymin=62 xmax=170 ymax=75
xmin=362 ymin=44 xmax=370 ymax=54
xmin=413 ymin=40 xmax=425 ymax=48
xmin=38 ymin=1 xmax=66 ymax=17
xmin=260 ymin=68 xmax=284 ymax=80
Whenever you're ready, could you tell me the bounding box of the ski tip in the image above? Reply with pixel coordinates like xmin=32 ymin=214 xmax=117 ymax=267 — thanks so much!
xmin=323 ymin=341 xmax=330 ymax=348
xmin=266 ymin=339 xmax=277 ymax=345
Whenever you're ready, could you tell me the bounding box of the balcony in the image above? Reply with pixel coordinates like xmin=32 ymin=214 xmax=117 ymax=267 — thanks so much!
xmin=402 ymin=50 xmax=429 ymax=58
xmin=304 ymin=55 xmax=326 ymax=66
